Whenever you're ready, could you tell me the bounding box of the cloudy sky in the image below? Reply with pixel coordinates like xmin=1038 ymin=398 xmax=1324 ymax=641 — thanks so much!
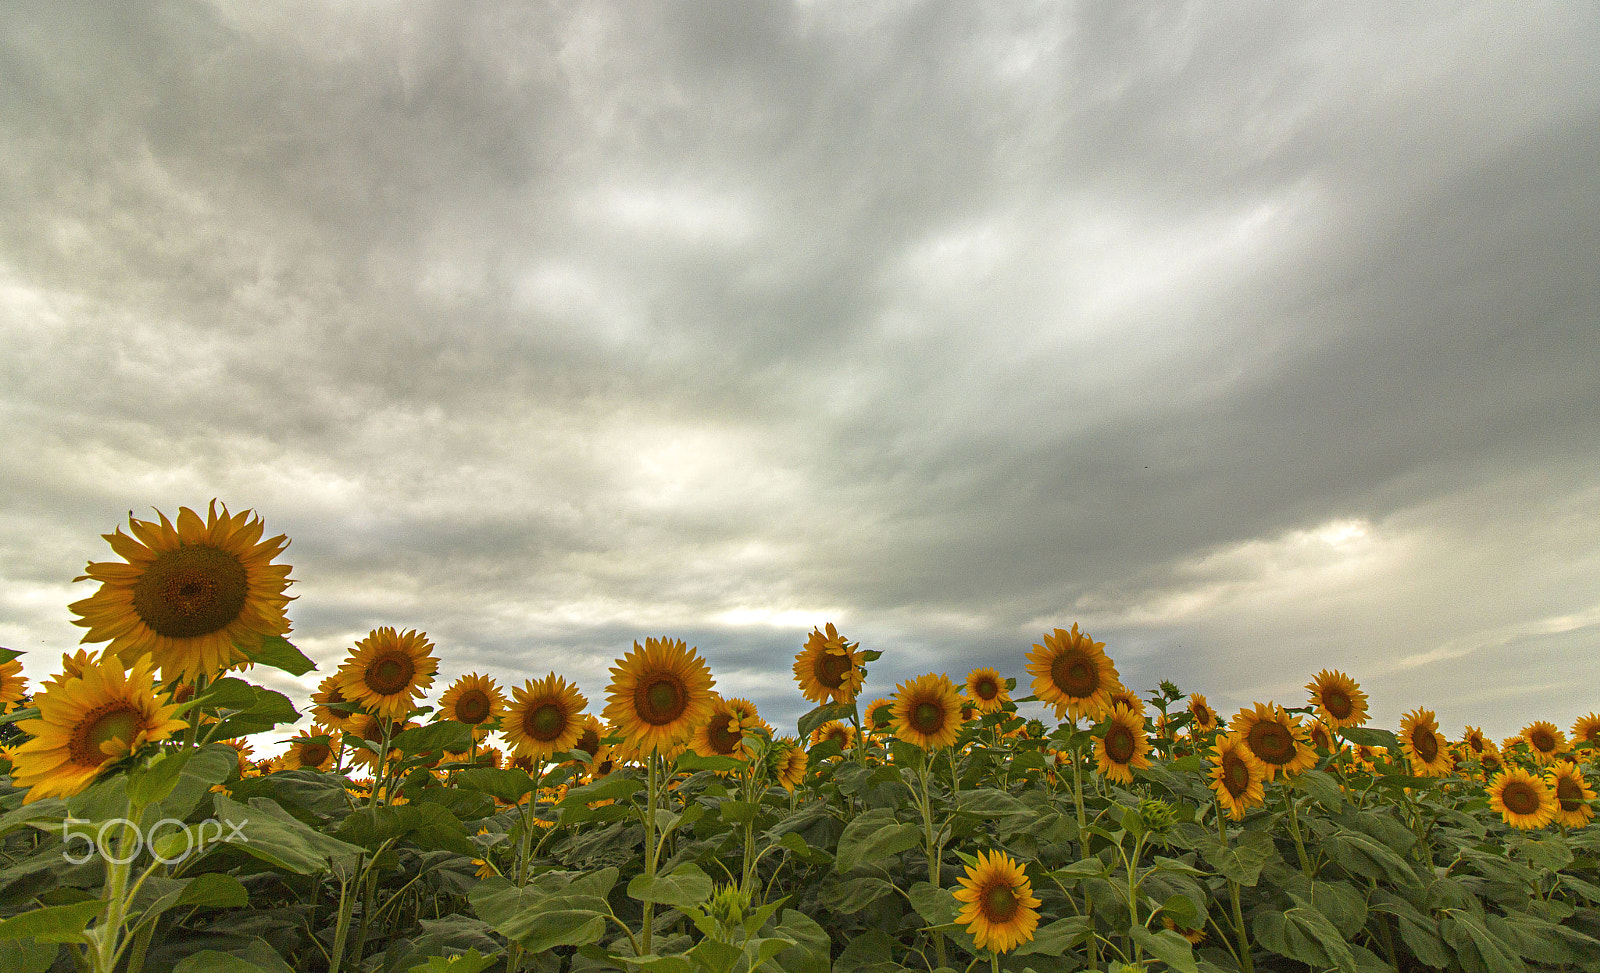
xmin=3 ymin=1 xmax=1597 ymax=743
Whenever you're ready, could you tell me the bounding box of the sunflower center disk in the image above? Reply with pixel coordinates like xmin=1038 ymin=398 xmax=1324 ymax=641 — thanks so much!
xmin=912 ymin=702 xmax=943 ymax=734
xmin=529 ymin=704 xmax=566 ymax=741
xmin=455 ymin=691 xmax=491 ymax=724
xmin=638 ymin=676 xmax=686 ymax=726
xmin=576 ymin=728 xmax=601 ymax=757
xmin=131 ymin=545 xmax=250 ymax=639
xmin=73 ymin=706 xmax=143 ymax=764
xmin=1504 ymin=782 xmax=1539 ymax=816
xmin=368 ymin=657 xmax=417 ymax=697
xmin=1412 ymin=728 xmax=1438 ymax=763
xmin=1250 ymin=722 xmax=1295 ymax=764
xmin=1051 ymin=653 xmax=1096 ymax=697
xmin=982 ymin=885 xmax=1019 ymax=923
xmin=1105 ymin=725 xmax=1136 ymax=763
xmin=1531 ymin=730 xmax=1554 ymax=753
xmin=301 ymin=743 xmax=331 ymax=766
xmin=1323 ymin=690 xmax=1352 ymax=720
xmin=817 ymin=652 xmax=851 ymax=688
xmin=1223 ymin=754 xmax=1251 ymax=797
xmin=709 ymin=718 xmax=743 ymax=755
xmin=1557 ymin=778 xmax=1582 ymax=811
xmin=975 ymin=679 xmax=998 ymax=700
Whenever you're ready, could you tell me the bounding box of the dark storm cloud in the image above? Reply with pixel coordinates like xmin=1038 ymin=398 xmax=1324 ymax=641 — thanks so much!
xmin=1 ymin=1 xmax=1597 ymax=739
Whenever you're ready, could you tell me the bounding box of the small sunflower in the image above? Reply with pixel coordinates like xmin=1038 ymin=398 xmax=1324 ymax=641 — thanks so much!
xmin=964 ymin=668 xmax=1010 ymax=714
xmin=438 ymin=672 xmax=506 ymax=740
xmin=311 ymin=673 xmax=358 ymax=731
xmin=69 ymin=502 xmax=294 ymax=682
xmin=692 ymin=696 xmax=760 ymax=760
xmin=952 ymin=849 xmax=1042 ymax=954
xmin=336 ymin=628 xmax=438 ymax=722
xmin=809 ymin=719 xmax=856 ymax=754
xmin=769 ymin=737 xmax=808 ymax=792
xmin=862 ymin=697 xmax=896 ymax=735
xmin=1188 ymin=693 xmax=1219 ymax=733
xmin=1209 ymin=731 xmax=1267 ymax=820
xmin=569 ymin=714 xmax=607 ymax=761
xmin=1488 ymin=767 xmax=1557 ymax=830
xmin=1461 ymin=726 xmax=1494 ymax=759
xmin=792 ymin=623 xmax=864 ymax=705
xmin=504 ymin=673 xmax=588 ymax=762
xmin=1095 ymin=704 xmax=1152 ymax=785
xmin=1571 ymin=713 xmax=1600 ymax=750
xmin=603 ymin=638 xmax=716 ymax=756
xmin=1399 ymin=708 xmax=1453 ymax=778
xmin=1230 ymin=703 xmax=1316 ymax=781
xmin=281 ymin=730 xmax=337 ymax=771
xmin=1304 ymin=669 xmax=1369 ymax=729
xmin=1521 ymin=721 xmax=1567 ymax=765
xmin=1307 ymin=719 xmax=1338 ymax=754
xmin=9 ymin=654 xmax=188 ymax=803
xmin=1547 ymin=761 xmax=1596 ymax=829
xmin=1024 ymin=625 xmax=1122 ymax=722
xmin=890 ymin=673 xmax=963 ymax=751
xmin=0 ymin=658 xmax=27 ymax=713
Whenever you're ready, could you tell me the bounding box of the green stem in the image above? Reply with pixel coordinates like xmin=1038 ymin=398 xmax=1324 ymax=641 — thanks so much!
xmin=642 ymin=753 xmax=659 ymax=956
xmin=915 ymin=751 xmax=948 ymax=971
xmin=1069 ymin=734 xmax=1099 ymax=969
xmin=1282 ymin=783 xmax=1313 ymax=877
xmin=328 ymin=864 xmax=356 ymax=973
xmin=1213 ymin=799 xmax=1253 ymax=973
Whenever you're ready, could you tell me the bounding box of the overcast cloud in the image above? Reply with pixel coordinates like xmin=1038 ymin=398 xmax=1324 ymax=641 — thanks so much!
xmin=2 ymin=1 xmax=1597 ymax=742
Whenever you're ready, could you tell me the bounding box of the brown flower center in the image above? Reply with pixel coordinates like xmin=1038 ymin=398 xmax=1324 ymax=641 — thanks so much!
xmin=636 ymin=673 xmax=686 ymax=726
xmin=1530 ymin=728 xmax=1555 ymax=753
xmin=1247 ymin=718 xmax=1297 ymax=765
xmin=1222 ymin=751 xmax=1252 ymax=798
xmin=527 ymin=703 xmax=568 ymax=741
xmin=366 ymin=653 xmax=417 ymax=697
xmin=131 ymin=545 xmax=249 ymax=639
xmin=1322 ymin=687 xmax=1352 ymax=720
xmin=1193 ymin=703 xmax=1213 ymax=727
xmin=974 ymin=677 xmax=999 ymax=701
xmin=1105 ymin=723 xmax=1137 ymax=764
xmin=816 ymin=651 xmax=852 ymax=689
xmin=71 ymin=705 xmax=144 ymax=765
xmin=912 ymin=700 xmax=945 ymax=735
xmin=1050 ymin=651 xmax=1097 ymax=698
xmin=1556 ymin=776 xmax=1584 ymax=812
xmin=982 ymin=883 xmax=1019 ymax=923
xmin=1411 ymin=725 xmax=1439 ymax=763
xmin=575 ymin=725 xmax=601 ymax=757
xmin=454 ymin=689 xmax=491 ymax=725
xmin=297 ymin=742 xmax=331 ymax=767
xmin=708 ymin=716 xmax=744 ymax=755
xmin=1502 ymin=780 xmax=1540 ymax=816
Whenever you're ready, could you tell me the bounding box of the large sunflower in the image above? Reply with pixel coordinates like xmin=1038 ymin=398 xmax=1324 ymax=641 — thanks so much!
xmin=692 ymin=695 xmax=760 ymax=760
xmin=1571 ymin=713 xmax=1600 ymax=750
xmin=1488 ymin=767 xmax=1557 ymax=830
xmin=438 ymin=672 xmax=506 ymax=741
xmin=1024 ymin=625 xmax=1122 ymax=722
xmin=0 ymin=658 xmax=27 ymax=713
xmin=1209 ymin=731 xmax=1267 ymax=820
xmin=1305 ymin=669 xmax=1368 ymax=729
xmin=1521 ymin=721 xmax=1567 ymax=766
xmin=952 ymin=849 xmax=1042 ymax=954
xmin=1188 ymin=693 xmax=1219 ymax=733
xmin=890 ymin=672 xmax=963 ymax=751
xmin=504 ymin=674 xmax=588 ymax=762
xmin=1095 ymin=704 xmax=1152 ymax=785
xmin=964 ymin=668 xmax=1010 ymax=714
xmin=1398 ymin=708 xmax=1453 ymax=777
xmin=336 ymin=628 xmax=438 ymax=722
xmin=9 ymin=654 xmax=187 ymax=803
xmin=1230 ymin=703 xmax=1315 ymax=781
xmin=603 ymin=638 xmax=716 ymax=756
xmin=68 ymin=502 xmax=293 ymax=682
xmin=792 ymin=624 xmax=864 ymax=705
xmin=1547 ymin=761 xmax=1596 ymax=829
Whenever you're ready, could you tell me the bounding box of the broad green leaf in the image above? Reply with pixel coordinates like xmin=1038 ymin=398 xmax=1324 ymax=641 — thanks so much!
xmin=676 ymin=752 xmax=746 ymax=773
xmin=1325 ymin=829 xmax=1421 ymax=888
xmin=1291 ymin=769 xmax=1344 ymax=809
xmin=760 ymin=908 xmax=830 ymax=973
xmin=1369 ymin=892 xmax=1452 ymax=969
xmin=1440 ymin=912 xmax=1527 ymax=973
xmin=0 ymin=939 xmax=56 ymax=973
xmin=468 ymin=880 xmax=608 ymax=951
xmin=153 ymin=744 xmax=240 ymax=823
xmin=210 ymin=794 xmax=364 ymax=875
xmin=1253 ymin=908 xmax=1357 ymax=973
xmin=797 ymin=701 xmax=857 ymax=740
xmin=558 ymin=771 xmax=644 ymax=809
xmin=0 ymin=901 xmax=102 ymax=944
xmin=1011 ymin=916 xmax=1092 ymax=957
xmin=953 ymin=788 xmax=1033 ymax=819
xmin=173 ymin=942 xmax=296 ymax=973
xmin=392 ymin=721 xmax=475 ymax=758
xmin=126 ymin=750 xmax=191 ymax=807
xmin=818 ymin=876 xmax=898 ymax=914
xmin=834 ymin=807 xmax=922 ymax=873
xmin=1130 ymin=926 xmax=1201 ymax=973
xmin=628 ymin=862 xmax=713 ymax=908
xmin=452 ymin=767 xmax=536 ymax=805
xmin=337 ymin=803 xmax=476 ymax=856
xmin=1193 ymin=828 xmax=1278 ymax=887
xmin=403 ymin=949 xmax=500 ymax=973
xmin=1339 ymin=726 xmax=1400 ymax=751
xmin=242 ymin=634 xmax=316 ymax=676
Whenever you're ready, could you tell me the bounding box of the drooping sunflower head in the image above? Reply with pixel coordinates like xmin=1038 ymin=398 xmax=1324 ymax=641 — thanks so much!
xmin=438 ymin=672 xmax=506 ymax=741
xmin=603 ymin=637 xmax=716 ymax=756
xmin=1571 ymin=713 xmax=1600 ymax=750
xmin=9 ymin=653 xmax=188 ymax=803
xmin=1399 ymin=708 xmax=1453 ymax=778
xmin=0 ymin=658 xmax=27 ymax=712
xmin=768 ymin=737 xmax=808 ymax=793
xmin=569 ymin=713 xmax=607 ymax=761
xmin=69 ymin=503 xmax=295 ymax=683
xmin=1188 ymin=693 xmax=1218 ymax=732
xmin=1229 ymin=702 xmax=1316 ymax=781
xmin=963 ymin=667 xmax=1010 ymax=714
xmin=504 ymin=673 xmax=588 ymax=762
xmin=1095 ymin=704 xmax=1153 ymax=785
xmin=336 ymin=628 xmax=439 ymax=722
xmin=1209 ymin=731 xmax=1267 ymax=821
xmin=792 ymin=624 xmax=864 ymax=705
xmin=1461 ymin=726 xmax=1493 ymax=757
xmin=1305 ymin=669 xmax=1368 ymax=729
xmin=692 ymin=695 xmax=759 ymax=760
xmin=891 ymin=673 xmax=963 ymax=751
xmin=1024 ymin=625 xmax=1121 ymax=723
xmin=1547 ymin=761 xmax=1597 ymax=829
xmin=951 ymin=849 xmax=1043 ymax=955
xmin=1521 ymin=721 xmax=1567 ymax=765
xmin=1488 ymin=767 xmax=1557 ymax=830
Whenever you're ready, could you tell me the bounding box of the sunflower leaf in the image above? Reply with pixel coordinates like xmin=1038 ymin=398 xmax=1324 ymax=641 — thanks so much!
xmin=835 ymin=808 xmax=922 ymax=874
xmin=241 ymin=635 xmax=316 ymax=676
xmin=1129 ymin=927 xmax=1201 ymax=973
xmin=391 ymin=721 xmax=474 ymax=759
xmin=796 ymin=702 xmax=857 ymax=741
xmin=0 ymin=900 xmax=103 ymax=944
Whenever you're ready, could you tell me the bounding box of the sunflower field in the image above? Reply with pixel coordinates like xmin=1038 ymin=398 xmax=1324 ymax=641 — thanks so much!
xmin=1 ymin=505 xmax=1598 ymax=973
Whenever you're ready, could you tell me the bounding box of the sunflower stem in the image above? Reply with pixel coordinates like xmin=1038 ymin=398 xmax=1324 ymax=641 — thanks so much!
xmin=1281 ymin=783 xmax=1313 ymax=878
xmin=1069 ymin=733 xmax=1100 ymax=969
xmin=642 ymin=751 xmax=659 ymax=956
xmin=1213 ymin=798 xmax=1254 ymax=973
xmin=915 ymin=749 xmax=948 ymax=971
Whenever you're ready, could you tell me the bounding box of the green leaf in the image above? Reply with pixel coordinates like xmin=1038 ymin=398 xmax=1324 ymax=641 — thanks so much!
xmin=1440 ymin=912 xmax=1527 ymax=973
xmin=819 ymin=876 xmax=898 ymax=914
xmin=209 ymin=794 xmax=364 ymax=875
xmin=676 ymin=752 xmax=747 ymax=773
xmin=953 ymin=788 xmax=1033 ymax=819
xmin=126 ymin=750 xmax=192 ymax=807
xmin=154 ymin=744 xmax=240 ymax=823
xmin=1193 ymin=828 xmax=1278 ymax=887
xmin=760 ymin=909 xmax=829 ymax=973
xmin=0 ymin=939 xmax=56 ymax=973
xmin=173 ymin=944 xmax=296 ymax=973
xmin=1324 ymin=829 xmax=1421 ymax=888
xmin=242 ymin=634 xmax=316 ymax=676
xmin=0 ymin=901 xmax=103 ymax=944
xmin=1010 ymin=916 xmax=1092 ymax=957
xmin=627 ymin=862 xmax=713 ymax=908
xmin=138 ymin=872 xmax=251 ymax=924
xmin=1339 ymin=726 xmax=1400 ymax=750
xmin=1370 ymin=892 xmax=1452 ymax=969
xmin=452 ymin=767 xmax=536 ymax=805
xmin=797 ymin=701 xmax=857 ymax=740
xmin=1130 ymin=926 xmax=1201 ymax=973
xmin=1253 ymin=908 xmax=1357 ymax=973
xmin=558 ymin=771 xmax=644 ymax=809
xmin=206 ymin=685 xmax=300 ymax=738
xmin=337 ymin=803 xmax=476 ymax=857
xmin=1291 ymin=769 xmax=1344 ymax=809
xmin=392 ymin=721 xmax=475 ymax=758
xmin=834 ymin=807 xmax=922 ymax=873
xmin=468 ymin=880 xmax=608 ymax=951
xmin=403 ymin=949 xmax=500 ymax=973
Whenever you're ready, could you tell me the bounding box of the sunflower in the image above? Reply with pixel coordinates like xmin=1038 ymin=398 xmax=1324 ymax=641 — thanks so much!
xmin=1397 ymin=708 xmax=1452 ymax=777
xmin=310 ymin=673 xmax=357 ymax=730
xmin=281 ymin=729 xmax=337 ymax=771
xmin=769 ymin=737 xmax=808 ymax=792
xmin=1188 ymin=693 xmax=1219 ymax=733
xmin=1161 ymin=915 xmax=1207 ymax=945
xmin=68 ymin=502 xmax=294 ymax=682
xmin=0 ymin=658 xmax=27 ymax=713
xmin=862 ymin=698 xmax=896 ymax=735
xmin=1209 ymin=731 xmax=1267 ymax=820
xmin=952 ymin=849 xmax=1042 ymax=954
xmin=336 ymin=628 xmax=438 ymax=723
xmin=1546 ymin=761 xmax=1596 ymax=829
xmin=792 ymin=623 xmax=864 ymax=705
xmin=964 ymin=668 xmax=1009 ymax=714
xmin=1095 ymin=704 xmax=1152 ymax=785
xmin=437 ymin=672 xmax=506 ymax=741
xmin=8 ymin=654 xmax=187 ymax=803
xmin=1307 ymin=719 xmax=1338 ymax=754
xmin=1521 ymin=721 xmax=1567 ymax=765
xmin=503 ymin=673 xmax=588 ymax=762
xmin=1572 ymin=713 xmax=1600 ymax=750
xmin=1488 ymin=767 xmax=1557 ymax=830
xmin=342 ymin=713 xmax=406 ymax=771
xmin=1461 ymin=726 xmax=1493 ymax=758
xmin=603 ymin=638 xmax=716 ymax=756
xmin=890 ymin=673 xmax=963 ymax=751
xmin=1304 ymin=669 xmax=1368 ymax=729
xmin=692 ymin=696 xmax=760 ymax=760
xmin=1478 ymin=748 xmax=1503 ymax=776
xmin=568 ymin=713 xmax=607 ymax=762
xmin=1229 ymin=703 xmax=1315 ymax=781
xmin=1025 ymin=625 xmax=1122 ymax=722
xmin=809 ymin=719 xmax=856 ymax=754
